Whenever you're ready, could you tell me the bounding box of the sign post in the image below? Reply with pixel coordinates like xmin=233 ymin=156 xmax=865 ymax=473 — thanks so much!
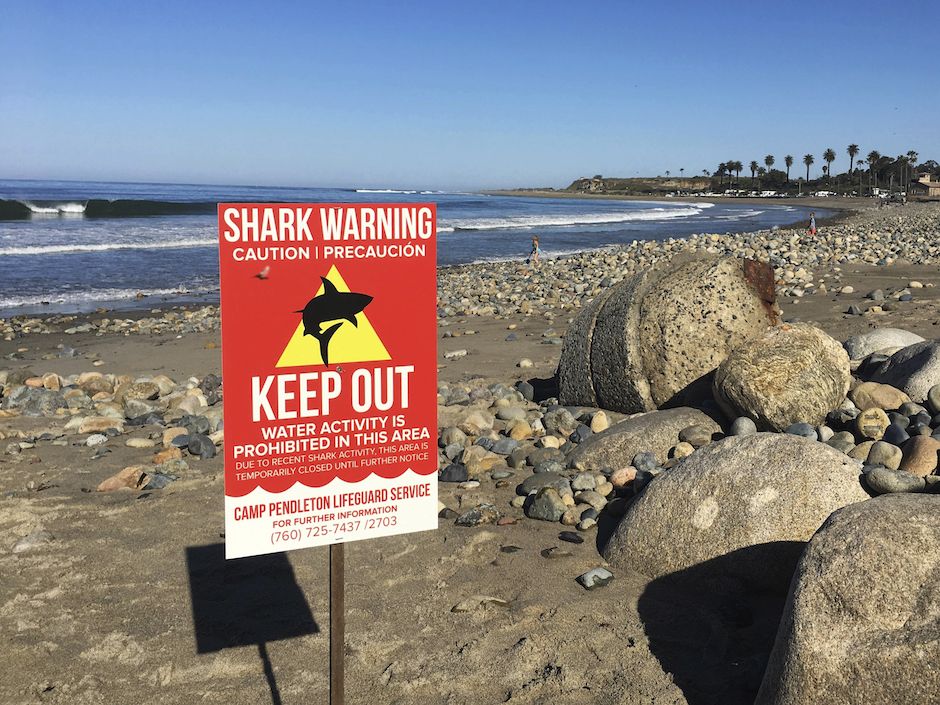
xmin=217 ymin=203 xmax=438 ymax=701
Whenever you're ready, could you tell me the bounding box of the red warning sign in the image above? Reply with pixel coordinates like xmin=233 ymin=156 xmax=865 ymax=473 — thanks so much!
xmin=218 ymin=204 xmax=438 ymax=559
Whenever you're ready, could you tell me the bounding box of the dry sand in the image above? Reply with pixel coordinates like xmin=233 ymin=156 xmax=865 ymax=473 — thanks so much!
xmin=2 ymin=256 xmax=940 ymax=703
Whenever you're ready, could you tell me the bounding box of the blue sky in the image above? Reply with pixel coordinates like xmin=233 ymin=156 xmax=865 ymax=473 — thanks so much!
xmin=2 ymin=0 xmax=937 ymax=189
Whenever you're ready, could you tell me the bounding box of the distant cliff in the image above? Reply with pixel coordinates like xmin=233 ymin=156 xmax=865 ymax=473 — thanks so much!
xmin=567 ymin=176 xmax=710 ymax=194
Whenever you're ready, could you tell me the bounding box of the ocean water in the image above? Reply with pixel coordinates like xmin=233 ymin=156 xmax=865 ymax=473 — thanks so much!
xmin=0 ymin=180 xmax=827 ymax=316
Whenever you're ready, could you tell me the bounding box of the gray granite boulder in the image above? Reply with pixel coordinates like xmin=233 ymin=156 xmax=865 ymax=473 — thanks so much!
xmin=713 ymin=324 xmax=850 ymax=431
xmin=869 ymin=340 xmax=940 ymax=404
xmin=843 ymin=328 xmax=925 ymax=360
xmin=558 ymin=254 xmax=777 ymax=412
xmin=756 ymin=495 xmax=940 ymax=705
xmin=567 ymin=407 xmax=721 ymax=470
xmin=603 ymin=433 xmax=869 ymax=592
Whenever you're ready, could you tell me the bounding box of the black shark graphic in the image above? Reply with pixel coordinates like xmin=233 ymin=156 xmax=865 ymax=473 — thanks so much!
xmin=294 ymin=277 xmax=373 ymax=365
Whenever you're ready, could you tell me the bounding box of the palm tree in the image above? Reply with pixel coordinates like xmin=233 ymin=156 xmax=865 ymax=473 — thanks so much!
xmin=764 ymin=154 xmax=774 ymax=173
xmin=823 ymin=148 xmax=836 ymax=182
xmin=733 ymin=161 xmax=743 ymax=184
xmin=856 ymin=159 xmax=865 ymax=194
xmin=784 ymin=155 xmax=794 ymax=183
xmin=867 ymin=150 xmax=880 ymax=190
xmin=906 ymin=150 xmax=919 ymax=190
xmin=803 ymin=154 xmax=815 ymax=182
xmin=749 ymin=160 xmax=759 ymax=183
xmin=680 ymin=168 xmax=685 ymax=179
xmin=702 ymin=169 xmax=710 ymax=178
xmin=717 ymin=162 xmax=727 ymax=186
xmin=665 ymin=170 xmax=671 ymax=178
xmin=847 ymin=144 xmax=859 ymax=175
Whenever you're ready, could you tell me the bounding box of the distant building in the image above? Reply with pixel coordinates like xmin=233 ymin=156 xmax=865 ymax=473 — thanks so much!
xmin=911 ymin=173 xmax=940 ymax=198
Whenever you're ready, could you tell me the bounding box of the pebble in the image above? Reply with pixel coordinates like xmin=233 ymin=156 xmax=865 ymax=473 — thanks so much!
xmin=866 ymin=441 xmax=903 ymax=470
xmin=126 ymin=437 xmax=156 ymax=449
xmin=856 ymin=408 xmax=890 ymax=440
xmin=558 ymin=531 xmax=584 ymax=544
xmin=679 ymin=424 xmax=714 ymax=447
xmin=525 ymin=487 xmax=567 ymax=522
xmin=85 ymin=434 xmax=108 ymax=447
xmin=517 ymin=358 xmax=533 ymax=368
xmin=443 ymin=349 xmax=468 ymax=360
xmin=12 ymin=528 xmax=54 ymax=554
xmin=730 ymin=417 xmax=758 ymax=436
xmin=864 ymin=466 xmax=926 ymax=494
xmin=577 ymin=567 xmax=614 ymax=590
xmin=632 ymin=451 xmax=658 ymax=473
xmin=785 ymin=422 xmax=816 ymax=439
xmin=454 ymin=503 xmax=500 ymax=527
xmin=882 ymin=424 xmax=911 ymax=446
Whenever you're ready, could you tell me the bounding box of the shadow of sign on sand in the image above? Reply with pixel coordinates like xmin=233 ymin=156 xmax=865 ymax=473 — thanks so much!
xmin=185 ymin=544 xmax=320 ymax=705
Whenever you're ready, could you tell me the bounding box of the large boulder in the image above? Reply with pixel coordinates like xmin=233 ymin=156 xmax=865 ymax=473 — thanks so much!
xmin=567 ymin=407 xmax=721 ymax=470
xmin=558 ymin=254 xmax=777 ymax=413
xmin=603 ymin=433 xmax=870 ymax=592
xmin=843 ymin=328 xmax=925 ymax=360
xmin=756 ymin=495 xmax=940 ymax=705
xmin=713 ymin=324 xmax=850 ymax=431
xmin=869 ymin=340 xmax=940 ymax=404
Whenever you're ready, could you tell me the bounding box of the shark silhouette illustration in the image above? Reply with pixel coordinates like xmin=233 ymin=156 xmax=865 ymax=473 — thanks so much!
xmin=295 ymin=276 xmax=373 ymax=366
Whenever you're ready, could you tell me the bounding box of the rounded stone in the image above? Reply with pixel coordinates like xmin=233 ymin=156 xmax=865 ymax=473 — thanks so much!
xmin=856 ymin=408 xmax=890 ymax=440
xmin=848 ymin=382 xmax=910 ymax=412
xmin=826 ymin=431 xmax=857 ymax=454
xmin=927 ymin=384 xmax=940 ymax=416
xmin=678 ymin=424 xmax=715 ymax=447
xmin=730 ymin=416 xmax=758 ymax=436
xmin=882 ymin=424 xmax=911 ymax=446
xmin=866 ymin=441 xmax=902 ymax=470
xmin=559 ymin=254 xmax=778 ymax=412
xmin=785 ymin=422 xmax=817 ymax=439
xmin=864 ymin=467 xmax=925 ymax=494
xmin=713 ymin=324 xmax=850 ymax=431
xmin=898 ymin=436 xmax=940 ymax=477
xmin=603 ymin=433 xmax=870 ymax=592
xmin=670 ymin=441 xmax=695 ymax=459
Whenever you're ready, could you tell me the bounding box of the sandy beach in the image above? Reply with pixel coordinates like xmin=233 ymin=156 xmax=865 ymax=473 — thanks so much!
xmin=2 ymin=201 xmax=940 ymax=704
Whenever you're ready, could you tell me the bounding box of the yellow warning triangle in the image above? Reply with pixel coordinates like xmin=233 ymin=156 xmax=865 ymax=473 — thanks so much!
xmin=276 ymin=265 xmax=391 ymax=368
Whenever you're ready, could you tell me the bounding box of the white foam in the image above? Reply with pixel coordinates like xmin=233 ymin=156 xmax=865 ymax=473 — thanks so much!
xmin=0 ymin=285 xmax=217 ymax=309
xmin=0 ymin=238 xmax=216 ymax=256
xmin=439 ymin=206 xmax=705 ymax=232
xmin=21 ymin=201 xmax=87 ymax=215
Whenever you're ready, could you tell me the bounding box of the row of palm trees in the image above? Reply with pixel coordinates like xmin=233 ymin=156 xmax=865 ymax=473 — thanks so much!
xmin=708 ymin=145 xmax=921 ymax=191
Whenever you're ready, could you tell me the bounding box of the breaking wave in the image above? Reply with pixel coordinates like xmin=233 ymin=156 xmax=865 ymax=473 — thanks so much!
xmin=0 ymin=238 xmax=216 ymax=256
xmin=0 ymin=285 xmax=218 ymax=310
xmin=0 ymin=198 xmax=218 ymax=220
xmin=438 ymin=206 xmax=709 ymax=232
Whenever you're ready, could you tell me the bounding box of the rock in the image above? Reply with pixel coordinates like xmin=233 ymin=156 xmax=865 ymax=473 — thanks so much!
xmin=517 ymin=472 xmax=569 ymax=496
xmin=784 ymin=422 xmax=816 ymax=439
xmin=2 ymin=386 xmax=67 ymax=416
xmin=443 ymin=349 xmax=468 ymax=360
xmin=713 ymin=324 xmax=850 ymax=431
xmin=856 ymin=407 xmax=890 ymax=440
xmin=525 ymin=487 xmax=567 ymax=522
xmin=843 ymin=328 xmax=925 ymax=360
xmin=869 ymin=341 xmax=940 ymax=403
xmin=79 ymin=416 xmax=124 ymax=434
xmin=848 ymin=441 xmax=875 ymax=461
xmin=12 ymin=528 xmax=54 ymax=554
xmin=125 ymin=438 xmax=156 ymax=449
xmin=439 ymin=464 xmax=468 ymax=483
xmin=495 ymin=406 xmax=526 ymax=422
xmin=153 ymin=447 xmax=183 ymax=464
xmin=603 ymin=433 xmax=870 ymax=592
xmin=508 ymin=420 xmax=532 ymax=441
xmin=574 ymin=490 xmax=607 ymax=511
xmin=439 ymin=426 xmax=467 ymax=448
xmin=454 ymin=504 xmax=500 ymax=527
xmin=730 ymin=416 xmax=758 ymax=436
xmin=670 ymin=441 xmax=695 ymax=458
xmin=609 ymin=466 xmax=637 ymax=489
xmin=927 ymin=384 xmax=940 ymax=415
xmin=678 ymin=424 xmax=715 ymax=447
xmin=516 ymin=358 xmax=533 ymax=369
xmin=568 ymin=407 xmax=720 ymax=470
xmin=119 ymin=381 xmax=160 ymax=402
xmin=559 ymin=254 xmax=777 ymax=412
xmin=186 ymin=433 xmax=216 ymax=459
xmin=826 ymin=431 xmax=856 ymax=454
xmin=577 ymin=567 xmax=614 ymax=590
xmin=848 ymin=381 xmax=910 ymax=411
xmin=864 ymin=467 xmax=925 ymax=494
xmin=898 ymin=436 xmax=940 ymax=477
xmin=85 ymin=433 xmax=108 ymax=447
xmin=755 ymin=495 xmax=940 ymax=705
xmin=882 ymin=423 xmax=910 ymax=446
xmin=866 ymin=441 xmax=902 ymax=470
xmin=589 ymin=411 xmax=609 ymax=433
xmin=570 ymin=472 xmax=597 ymax=491
xmin=558 ymin=531 xmax=584 ymax=544
xmin=97 ymin=465 xmax=150 ymax=492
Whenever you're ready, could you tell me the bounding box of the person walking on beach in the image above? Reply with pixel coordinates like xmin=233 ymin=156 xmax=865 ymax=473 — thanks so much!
xmin=808 ymin=211 xmax=817 ymax=235
xmin=527 ymin=236 xmax=543 ymax=267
